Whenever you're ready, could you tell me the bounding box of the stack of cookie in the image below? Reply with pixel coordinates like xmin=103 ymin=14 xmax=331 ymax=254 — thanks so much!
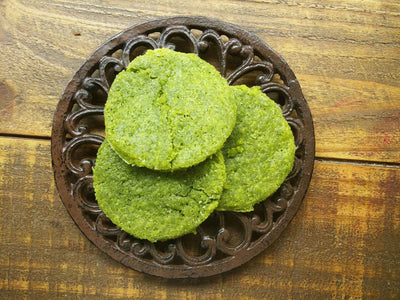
xmin=93 ymin=49 xmax=295 ymax=242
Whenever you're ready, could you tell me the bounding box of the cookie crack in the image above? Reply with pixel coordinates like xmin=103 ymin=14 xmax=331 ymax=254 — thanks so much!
xmin=128 ymin=65 xmax=180 ymax=169
xmin=161 ymin=71 xmax=180 ymax=168
xmin=190 ymin=185 xmax=215 ymax=200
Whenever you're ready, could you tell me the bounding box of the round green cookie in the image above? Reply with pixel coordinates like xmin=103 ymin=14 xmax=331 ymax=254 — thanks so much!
xmin=105 ymin=48 xmax=236 ymax=171
xmin=93 ymin=139 xmax=226 ymax=242
xmin=217 ymin=85 xmax=295 ymax=212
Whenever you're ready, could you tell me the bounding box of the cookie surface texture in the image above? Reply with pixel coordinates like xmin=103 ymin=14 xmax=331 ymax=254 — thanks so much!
xmin=218 ymin=85 xmax=295 ymax=212
xmin=93 ymin=140 xmax=226 ymax=242
xmin=104 ymin=48 xmax=236 ymax=171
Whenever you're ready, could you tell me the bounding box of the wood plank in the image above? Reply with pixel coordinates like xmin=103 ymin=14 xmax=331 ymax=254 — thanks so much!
xmin=0 ymin=136 xmax=399 ymax=299
xmin=305 ymin=75 xmax=400 ymax=163
xmin=0 ymin=0 xmax=399 ymax=162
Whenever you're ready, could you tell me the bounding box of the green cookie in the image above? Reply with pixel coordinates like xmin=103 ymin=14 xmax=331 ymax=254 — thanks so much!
xmin=218 ymin=85 xmax=295 ymax=212
xmin=93 ymin=140 xmax=226 ymax=242
xmin=105 ymin=48 xmax=236 ymax=171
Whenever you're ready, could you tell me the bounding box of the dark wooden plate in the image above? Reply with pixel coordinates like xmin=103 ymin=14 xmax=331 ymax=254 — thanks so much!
xmin=51 ymin=16 xmax=315 ymax=278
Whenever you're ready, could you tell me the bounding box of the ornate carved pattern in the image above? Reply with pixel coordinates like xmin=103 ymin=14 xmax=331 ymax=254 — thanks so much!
xmin=52 ymin=17 xmax=314 ymax=278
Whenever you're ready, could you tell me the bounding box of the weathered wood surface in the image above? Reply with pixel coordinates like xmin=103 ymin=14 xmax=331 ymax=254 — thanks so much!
xmin=0 ymin=136 xmax=399 ymax=299
xmin=0 ymin=0 xmax=399 ymax=162
xmin=1 ymin=0 xmax=400 ymax=299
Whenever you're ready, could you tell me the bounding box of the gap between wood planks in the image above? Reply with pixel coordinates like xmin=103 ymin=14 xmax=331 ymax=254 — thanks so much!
xmin=0 ymin=132 xmax=51 ymax=141
xmin=315 ymin=157 xmax=400 ymax=169
xmin=0 ymin=132 xmax=399 ymax=169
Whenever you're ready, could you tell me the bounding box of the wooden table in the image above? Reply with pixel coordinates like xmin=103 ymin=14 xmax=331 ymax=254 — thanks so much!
xmin=1 ymin=0 xmax=399 ymax=299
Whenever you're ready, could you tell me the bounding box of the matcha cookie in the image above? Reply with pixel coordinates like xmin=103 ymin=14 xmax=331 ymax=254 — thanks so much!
xmin=218 ymin=86 xmax=295 ymax=212
xmin=93 ymin=140 xmax=225 ymax=242
xmin=105 ymin=48 xmax=236 ymax=171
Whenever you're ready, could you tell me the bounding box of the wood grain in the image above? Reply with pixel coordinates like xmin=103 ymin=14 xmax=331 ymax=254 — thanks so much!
xmin=0 ymin=0 xmax=399 ymax=162
xmin=0 ymin=136 xmax=399 ymax=299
